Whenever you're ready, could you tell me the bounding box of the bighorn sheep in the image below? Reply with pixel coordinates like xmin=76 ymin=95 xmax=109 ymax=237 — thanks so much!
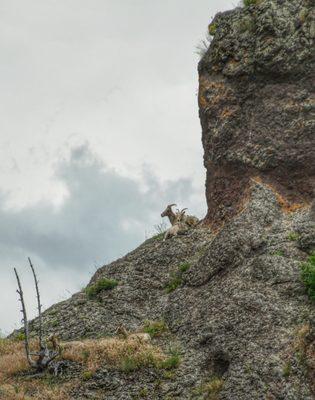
xmin=178 ymin=208 xmax=199 ymax=227
xmin=161 ymin=204 xmax=199 ymax=228
xmin=115 ymin=324 xmax=151 ymax=343
xmin=163 ymin=209 xmax=187 ymax=241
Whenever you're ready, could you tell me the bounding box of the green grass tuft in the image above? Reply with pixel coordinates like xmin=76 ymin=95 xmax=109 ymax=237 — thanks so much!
xmin=82 ymin=370 xmax=94 ymax=381
xmin=165 ymin=262 xmax=191 ymax=293
xmin=85 ymin=278 xmax=118 ymax=299
xmin=208 ymin=23 xmax=217 ymax=36
xmin=143 ymin=320 xmax=168 ymax=338
xmin=15 ymin=332 xmax=26 ymax=341
xmin=301 ymin=252 xmax=315 ymax=301
xmin=158 ymin=349 xmax=181 ymax=370
xmin=243 ymin=0 xmax=260 ymax=6
xmin=287 ymin=232 xmax=300 ymax=241
xmin=179 ymin=262 xmax=191 ymax=273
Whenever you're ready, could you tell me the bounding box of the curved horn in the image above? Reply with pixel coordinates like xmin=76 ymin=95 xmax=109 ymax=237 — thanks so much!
xmin=180 ymin=208 xmax=188 ymax=213
xmin=168 ymin=203 xmax=177 ymax=208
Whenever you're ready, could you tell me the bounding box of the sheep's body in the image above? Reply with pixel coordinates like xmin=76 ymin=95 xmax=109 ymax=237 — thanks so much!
xmin=163 ymin=211 xmax=187 ymax=241
xmin=183 ymin=215 xmax=199 ymax=227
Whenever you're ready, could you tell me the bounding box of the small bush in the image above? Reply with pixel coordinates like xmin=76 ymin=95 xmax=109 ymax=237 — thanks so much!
xmin=165 ymin=262 xmax=191 ymax=293
xmin=288 ymin=232 xmax=300 ymax=241
xmin=143 ymin=320 xmax=168 ymax=338
xmin=15 ymin=332 xmax=26 ymax=341
xmin=272 ymin=250 xmax=284 ymax=257
xmin=301 ymin=253 xmax=315 ymax=301
xmin=179 ymin=262 xmax=191 ymax=273
xmin=85 ymin=278 xmax=118 ymax=299
xmin=283 ymin=362 xmax=291 ymax=378
xmin=165 ymin=274 xmax=183 ymax=293
xmin=158 ymin=352 xmax=180 ymax=370
xmin=194 ymin=377 xmax=224 ymax=399
xmin=195 ymin=34 xmax=212 ymax=59
xmin=243 ymin=0 xmax=260 ymax=6
xmin=82 ymin=370 xmax=93 ymax=381
xmin=208 ymin=23 xmax=217 ymax=36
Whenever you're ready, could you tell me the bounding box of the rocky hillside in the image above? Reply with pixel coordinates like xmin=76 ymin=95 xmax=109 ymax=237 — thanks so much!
xmin=23 ymin=183 xmax=313 ymax=400
xmin=5 ymin=0 xmax=315 ymax=399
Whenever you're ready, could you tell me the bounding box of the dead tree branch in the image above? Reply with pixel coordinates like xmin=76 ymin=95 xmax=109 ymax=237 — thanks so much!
xmin=14 ymin=261 xmax=61 ymax=372
xmin=14 ymin=268 xmax=36 ymax=368
xmin=28 ymin=257 xmax=44 ymax=350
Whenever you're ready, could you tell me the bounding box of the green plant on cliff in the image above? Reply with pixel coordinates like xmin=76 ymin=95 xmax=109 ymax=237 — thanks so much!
xmin=243 ymin=0 xmax=260 ymax=6
xmin=208 ymin=23 xmax=217 ymax=36
xmin=195 ymin=34 xmax=212 ymax=59
xmin=85 ymin=278 xmax=118 ymax=299
xmin=288 ymin=232 xmax=300 ymax=241
xmin=300 ymin=253 xmax=315 ymax=301
xmin=143 ymin=320 xmax=168 ymax=338
xmin=165 ymin=262 xmax=191 ymax=293
xmin=193 ymin=377 xmax=224 ymax=399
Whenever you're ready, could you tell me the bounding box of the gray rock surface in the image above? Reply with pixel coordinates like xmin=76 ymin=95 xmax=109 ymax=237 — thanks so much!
xmin=199 ymin=0 xmax=315 ymax=226
xmin=23 ymin=183 xmax=315 ymax=399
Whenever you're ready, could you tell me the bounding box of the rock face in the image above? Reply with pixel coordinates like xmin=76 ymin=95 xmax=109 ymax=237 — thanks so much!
xmin=27 ymin=183 xmax=315 ymax=400
xmin=198 ymin=0 xmax=315 ymax=226
xmin=10 ymin=2 xmax=315 ymax=399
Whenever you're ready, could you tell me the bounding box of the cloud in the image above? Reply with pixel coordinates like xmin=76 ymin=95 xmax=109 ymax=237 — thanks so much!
xmin=0 ymin=144 xmax=205 ymax=333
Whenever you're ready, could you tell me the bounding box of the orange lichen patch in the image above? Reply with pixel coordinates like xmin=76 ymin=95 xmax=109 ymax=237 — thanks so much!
xmin=250 ymin=176 xmax=307 ymax=213
xmin=198 ymin=78 xmax=231 ymax=109
xmin=219 ymin=107 xmax=237 ymax=119
xmin=275 ymin=192 xmax=305 ymax=213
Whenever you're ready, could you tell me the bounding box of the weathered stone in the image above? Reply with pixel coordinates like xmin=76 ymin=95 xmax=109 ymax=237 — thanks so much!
xmin=199 ymin=0 xmax=315 ymax=226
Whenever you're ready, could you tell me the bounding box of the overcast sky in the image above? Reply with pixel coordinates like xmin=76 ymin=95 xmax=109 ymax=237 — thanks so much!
xmin=0 ymin=0 xmax=235 ymax=334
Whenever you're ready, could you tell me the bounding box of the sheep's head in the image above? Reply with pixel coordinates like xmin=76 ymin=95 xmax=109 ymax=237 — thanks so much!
xmin=174 ymin=208 xmax=187 ymax=223
xmin=161 ymin=204 xmax=177 ymax=217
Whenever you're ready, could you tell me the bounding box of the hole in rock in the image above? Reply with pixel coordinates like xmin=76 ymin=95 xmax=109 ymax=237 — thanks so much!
xmin=205 ymin=350 xmax=230 ymax=377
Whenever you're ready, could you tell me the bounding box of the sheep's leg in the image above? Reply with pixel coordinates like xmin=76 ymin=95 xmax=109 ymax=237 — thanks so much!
xmin=163 ymin=231 xmax=170 ymax=241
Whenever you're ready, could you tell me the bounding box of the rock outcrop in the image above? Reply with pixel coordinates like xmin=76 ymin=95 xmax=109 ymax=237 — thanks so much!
xmin=27 ymin=183 xmax=315 ymax=399
xmin=198 ymin=0 xmax=315 ymax=227
xmin=8 ymin=1 xmax=315 ymax=399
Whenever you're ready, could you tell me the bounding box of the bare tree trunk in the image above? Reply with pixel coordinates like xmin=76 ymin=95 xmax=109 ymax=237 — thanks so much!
xmin=14 ymin=268 xmax=35 ymax=368
xmin=14 ymin=262 xmax=61 ymax=372
xmin=28 ymin=257 xmax=44 ymax=350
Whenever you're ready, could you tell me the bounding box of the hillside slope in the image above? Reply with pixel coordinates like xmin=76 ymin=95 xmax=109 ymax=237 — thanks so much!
xmin=23 ymin=183 xmax=314 ymax=399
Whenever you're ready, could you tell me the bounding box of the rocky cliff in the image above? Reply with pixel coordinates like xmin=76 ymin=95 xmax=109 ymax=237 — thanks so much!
xmin=198 ymin=0 xmax=314 ymax=227
xmin=5 ymin=1 xmax=315 ymax=399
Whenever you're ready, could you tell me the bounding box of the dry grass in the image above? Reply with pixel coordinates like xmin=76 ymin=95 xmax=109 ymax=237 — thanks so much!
xmin=62 ymin=336 xmax=166 ymax=373
xmin=0 ymin=338 xmax=35 ymax=379
xmin=0 ymin=381 xmax=73 ymax=400
xmin=293 ymin=324 xmax=315 ymax=395
xmin=0 ymin=338 xmax=73 ymax=400
xmin=0 ymin=333 xmax=178 ymax=399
